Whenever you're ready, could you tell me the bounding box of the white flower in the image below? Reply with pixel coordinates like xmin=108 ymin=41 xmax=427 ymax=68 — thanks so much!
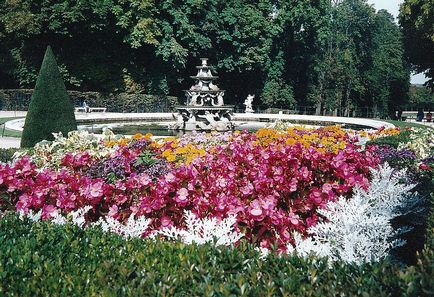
xmin=398 ymin=128 xmax=434 ymax=160
xmin=51 ymin=212 xmax=67 ymax=225
xmin=255 ymin=247 xmax=271 ymax=260
xmin=14 ymin=129 xmax=117 ymax=169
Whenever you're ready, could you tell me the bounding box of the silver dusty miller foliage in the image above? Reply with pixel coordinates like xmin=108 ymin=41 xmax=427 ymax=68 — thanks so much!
xmin=291 ymin=163 xmax=418 ymax=264
xmin=158 ymin=211 xmax=243 ymax=246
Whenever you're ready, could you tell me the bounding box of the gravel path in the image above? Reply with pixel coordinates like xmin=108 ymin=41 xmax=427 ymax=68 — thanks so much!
xmin=0 ymin=137 xmax=20 ymax=149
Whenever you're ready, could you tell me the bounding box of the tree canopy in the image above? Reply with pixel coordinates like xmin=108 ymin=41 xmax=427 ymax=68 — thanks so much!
xmin=399 ymin=0 xmax=434 ymax=90
xmin=0 ymin=0 xmax=412 ymax=116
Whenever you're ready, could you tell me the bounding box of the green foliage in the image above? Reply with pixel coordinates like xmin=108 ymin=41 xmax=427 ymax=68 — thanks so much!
xmin=0 ymin=89 xmax=178 ymax=112
xmin=399 ymin=0 xmax=434 ymax=90
xmin=383 ymin=120 xmax=434 ymax=130
xmin=0 ymin=148 xmax=18 ymax=163
xmin=0 ymin=0 xmax=411 ymax=112
xmin=20 ymin=46 xmax=77 ymax=148
xmin=134 ymin=150 xmax=158 ymax=167
xmin=368 ymin=10 xmax=409 ymax=117
xmin=367 ymin=130 xmax=412 ymax=148
xmin=261 ymin=79 xmax=295 ymax=108
xmin=408 ymin=86 xmax=434 ymax=109
xmin=309 ymin=1 xmax=410 ymax=117
xmin=0 ymin=211 xmax=432 ymax=296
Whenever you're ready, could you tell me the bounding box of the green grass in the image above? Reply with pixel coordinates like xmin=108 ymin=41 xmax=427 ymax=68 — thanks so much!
xmin=0 ymin=118 xmax=23 ymax=138
xmin=384 ymin=119 xmax=434 ymax=130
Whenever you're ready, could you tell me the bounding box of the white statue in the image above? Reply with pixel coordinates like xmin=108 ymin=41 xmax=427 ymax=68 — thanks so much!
xmin=196 ymin=111 xmax=232 ymax=131
xmin=212 ymin=91 xmax=224 ymax=106
xmin=244 ymin=94 xmax=255 ymax=113
xmin=189 ymin=92 xmax=200 ymax=106
xmin=198 ymin=69 xmax=212 ymax=77
xmin=209 ymin=82 xmax=219 ymax=90
xmin=198 ymin=111 xmax=216 ymax=123
xmin=201 ymin=81 xmax=210 ymax=91
xmin=169 ymin=111 xmax=188 ymax=130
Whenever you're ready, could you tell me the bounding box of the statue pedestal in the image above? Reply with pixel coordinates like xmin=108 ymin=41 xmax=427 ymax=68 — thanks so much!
xmin=172 ymin=105 xmax=234 ymax=131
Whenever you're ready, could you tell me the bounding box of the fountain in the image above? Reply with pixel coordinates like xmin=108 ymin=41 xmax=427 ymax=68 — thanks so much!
xmin=170 ymin=58 xmax=234 ymax=131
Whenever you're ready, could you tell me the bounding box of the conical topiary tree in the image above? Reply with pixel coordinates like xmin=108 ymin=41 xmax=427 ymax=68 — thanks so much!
xmin=21 ymin=46 xmax=77 ymax=148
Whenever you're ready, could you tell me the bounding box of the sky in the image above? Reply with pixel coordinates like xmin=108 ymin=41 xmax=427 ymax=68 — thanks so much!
xmin=366 ymin=0 xmax=428 ymax=84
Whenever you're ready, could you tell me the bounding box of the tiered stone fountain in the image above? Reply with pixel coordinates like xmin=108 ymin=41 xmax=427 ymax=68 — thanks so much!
xmin=170 ymin=58 xmax=234 ymax=131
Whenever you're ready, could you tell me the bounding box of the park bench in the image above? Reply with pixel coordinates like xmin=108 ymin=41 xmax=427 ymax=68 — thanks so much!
xmin=75 ymin=107 xmax=107 ymax=113
xmin=401 ymin=111 xmax=432 ymax=122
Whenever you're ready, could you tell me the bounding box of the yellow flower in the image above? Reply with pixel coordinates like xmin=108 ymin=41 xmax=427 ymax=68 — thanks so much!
xmin=175 ymin=147 xmax=188 ymax=154
xmin=143 ymin=133 xmax=153 ymax=140
xmin=105 ymin=140 xmax=116 ymax=148
xmin=132 ymin=133 xmax=143 ymax=140
xmin=162 ymin=149 xmax=173 ymax=158
xmin=285 ymin=138 xmax=297 ymax=146
xmin=117 ymin=138 xmax=129 ymax=146
xmin=167 ymin=154 xmax=177 ymax=162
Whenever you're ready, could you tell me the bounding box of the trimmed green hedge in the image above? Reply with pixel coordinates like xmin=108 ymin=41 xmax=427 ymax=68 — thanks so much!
xmin=0 ymin=210 xmax=433 ymax=296
xmin=0 ymin=89 xmax=179 ymax=113
xmin=21 ymin=46 xmax=77 ymax=147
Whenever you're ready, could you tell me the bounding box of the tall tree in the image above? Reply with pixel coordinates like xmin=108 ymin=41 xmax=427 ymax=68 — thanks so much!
xmin=367 ymin=10 xmax=410 ymax=117
xmin=399 ymin=0 xmax=434 ymax=90
xmin=308 ymin=0 xmax=374 ymax=115
xmin=0 ymin=0 xmax=411 ymax=114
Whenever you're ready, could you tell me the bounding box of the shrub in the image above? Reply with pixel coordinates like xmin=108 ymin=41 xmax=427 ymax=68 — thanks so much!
xmin=0 ymin=211 xmax=433 ymax=296
xmin=367 ymin=129 xmax=411 ymax=148
xmin=0 ymin=89 xmax=179 ymax=112
xmin=0 ymin=148 xmax=18 ymax=163
xmin=20 ymin=46 xmax=77 ymax=148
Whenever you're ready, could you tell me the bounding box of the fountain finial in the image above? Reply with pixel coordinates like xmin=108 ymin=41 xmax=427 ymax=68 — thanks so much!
xmin=201 ymin=58 xmax=208 ymax=66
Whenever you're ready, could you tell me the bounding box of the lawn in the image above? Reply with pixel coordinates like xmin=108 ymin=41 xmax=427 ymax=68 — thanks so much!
xmin=0 ymin=117 xmax=23 ymax=138
xmin=384 ymin=119 xmax=434 ymax=130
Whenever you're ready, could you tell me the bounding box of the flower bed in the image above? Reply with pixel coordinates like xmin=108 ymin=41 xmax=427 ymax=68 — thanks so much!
xmin=0 ymin=126 xmax=432 ymax=264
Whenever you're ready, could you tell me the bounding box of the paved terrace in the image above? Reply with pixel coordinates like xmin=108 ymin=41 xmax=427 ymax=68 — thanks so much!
xmin=2 ymin=110 xmax=431 ymax=149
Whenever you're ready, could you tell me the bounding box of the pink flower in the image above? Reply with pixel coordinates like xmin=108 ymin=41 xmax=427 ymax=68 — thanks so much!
xmin=175 ymin=188 xmax=189 ymax=205
xmin=42 ymin=204 xmax=58 ymax=219
xmin=138 ymin=174 xmax=152 ymax=186
xmin=165 ymin=173 xmax=175 ymax=183
xmin=250 ymin=208 xmax=263 ymax=218
xmin=108 ymin=205 xmax=119 ymax=218
xmin=249 ymin=200 xmax=265 ymax=221
xmin=240 ymin=182 xmax=254 ymax=195
xmin=160 ymin=215 xmax=173 ymax=228
xmin=322 ymin=183 xmax=332 ymax=193
xmin=89 ymin=182 xmax=104 ymax=198
xmin=420 ymin=163 xmax=432 ymax=171
xmin=288 ymin=212 xmax=299 ymax=225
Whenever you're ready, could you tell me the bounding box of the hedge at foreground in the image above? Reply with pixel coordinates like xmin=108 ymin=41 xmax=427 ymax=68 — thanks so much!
xmin=0 ymin=209 xmax=433 ymax=297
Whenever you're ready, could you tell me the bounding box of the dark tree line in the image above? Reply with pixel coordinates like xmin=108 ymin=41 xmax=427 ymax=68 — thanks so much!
xmin=0 ymin=0 xmax=422 ymax=116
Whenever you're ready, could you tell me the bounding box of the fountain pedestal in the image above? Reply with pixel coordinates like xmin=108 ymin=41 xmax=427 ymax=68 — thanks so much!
xmin=170 ymin=58 xmax=234 ymax=131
